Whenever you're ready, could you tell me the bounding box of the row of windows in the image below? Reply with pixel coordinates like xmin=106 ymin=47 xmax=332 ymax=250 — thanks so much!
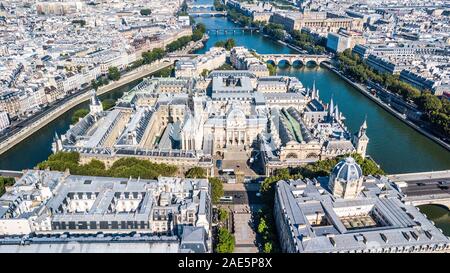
xmin=52 ymin=220 xmax=149 ymax=230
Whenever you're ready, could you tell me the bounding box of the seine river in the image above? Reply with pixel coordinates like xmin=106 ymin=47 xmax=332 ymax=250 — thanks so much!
xmin=0 ymin=4 xmax=448 ymax=234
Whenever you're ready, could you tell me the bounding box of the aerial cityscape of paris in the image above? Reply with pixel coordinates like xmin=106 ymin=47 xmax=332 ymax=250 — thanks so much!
xmin=0 ymin=0 xmax=449 ymax=257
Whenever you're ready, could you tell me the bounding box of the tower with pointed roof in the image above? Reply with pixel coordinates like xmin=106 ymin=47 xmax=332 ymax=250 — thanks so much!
xmin=89 ymin=89 xmax=103 ymax=115
xmin=52 ymin=132 xmax=63 ymax=153
xmin=328 ymin=96 xmax=334 ymax=121
xmin=353 ymin=118 xmax=369 ymax=158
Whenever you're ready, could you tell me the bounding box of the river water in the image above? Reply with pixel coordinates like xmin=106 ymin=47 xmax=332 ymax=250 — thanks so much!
xmin=0 ymin=80 xmax=141 ymax=171
xmin=0 ymin=5 xmax=448 ymax=234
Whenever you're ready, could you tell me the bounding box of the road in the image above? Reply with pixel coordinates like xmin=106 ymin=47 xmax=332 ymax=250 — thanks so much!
xmin=220 ymin=182 xmax=263 ymax=205
xmin=402 ymin=178 xmax=450 ymax=197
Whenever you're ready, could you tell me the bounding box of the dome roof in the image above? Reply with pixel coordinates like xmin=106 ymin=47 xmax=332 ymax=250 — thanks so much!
xmin=331 ymin=157 xmax=363 ymax=182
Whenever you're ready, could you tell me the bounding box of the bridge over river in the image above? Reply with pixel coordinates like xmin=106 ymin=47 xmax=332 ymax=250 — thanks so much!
xmin=388 ymin=170 xmax=450 ymax=209
xmin=168 ymin=53 xmax=331 ymax=67
xmin=260 ymin=54 xmax=331 ymax=66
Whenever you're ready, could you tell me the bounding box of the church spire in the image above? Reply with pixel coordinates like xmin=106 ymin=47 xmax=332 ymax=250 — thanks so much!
xmin=334 ymin=104 xmax=340 ymax=121
xmin=311 ymin=80 xmax=317 ymax=99
xmin=89 ymin=89 xmax=103 ymax=115
xmin=361 ymin=116 xmax=368 ymax=131
xmin=328 ymin=96 xmax=334 ymax=118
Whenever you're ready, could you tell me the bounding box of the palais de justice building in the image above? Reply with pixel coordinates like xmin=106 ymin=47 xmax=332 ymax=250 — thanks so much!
xmin=53 ymin=47 xmax=369 ymax=176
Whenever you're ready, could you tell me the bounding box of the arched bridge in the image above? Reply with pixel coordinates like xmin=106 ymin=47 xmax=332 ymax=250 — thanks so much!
xmin=206 ymin=27 xmax=258 ymax=35
xmin=187 ymin=4 xmax=215 ymax=10
xmin=190 ymin=11 xmax=227 ymax=17
xmin=260 ymin=54 xmax=330 ymax=66
xmin=405 ymin=195 xmax=450 ymax=210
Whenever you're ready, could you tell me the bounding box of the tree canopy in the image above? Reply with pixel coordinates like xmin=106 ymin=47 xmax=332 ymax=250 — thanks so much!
xmin=107 ymin=67 xmax=120 ymax=81
xmin=0 ymin=177 xmax=15 ymax=196
xmin=101 ymin=98 xmax=116 ymax=111
xmin=267 ymin=63 xmax=277 ymax=75
xmin=218 ymin=208 xmax=229 ymax=222
xmin=261 ymin=153 xmax=384 ymax=192
xmin=216 ymin=227 xmax=235 ymax=253
xmin=37 ymin=152 xmax=177 ymax=179
xmin=140 ymin=9 xmax=152 ymax=16
xmin=185 ymin=167 xmax=207 ymax=179
xmin=192 ymin=23 xmax=206 ymax=42
xmin=71 ymin=108 xmax=89 ymax=124
xmin=337 ymin=49 xmax=450 ymax=136
xmin=71 ymin=20 xmax=86 ymax=27
xmin=214 ymin=38 xmax=236 ymax=50
xmin=208 ymin=177 xmax=224 ymax=204
xmin=142 ymin=48 xmax=165 ymax=65
xmin=263 ymin=23 xmax=285 ymax=41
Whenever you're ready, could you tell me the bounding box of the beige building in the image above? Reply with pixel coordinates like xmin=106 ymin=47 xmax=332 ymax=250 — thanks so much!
xmin=175 ymin=47 xmax=227 ymax=78
xmin=327 ymin=29 xmax=366 ymax=53
xmin=271 ymin=11 xmax=364 ymax=34
xmin=0 ymin=91 xmax=20 ymax=118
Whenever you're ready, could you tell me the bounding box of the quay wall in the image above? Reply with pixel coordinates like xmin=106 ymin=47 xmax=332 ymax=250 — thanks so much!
xmin=0 ymin=61 xmax=173 ymax=156
xmin=321 ymin=62 xmax=450 ymax=152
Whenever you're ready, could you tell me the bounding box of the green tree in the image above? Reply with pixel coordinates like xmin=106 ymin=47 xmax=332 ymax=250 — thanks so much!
xmin=267 ymin=63 xmax=277 ymax=75
xmin=214 ymin=38 xmax=236 ymax=50
xmin=216 ymin=63 xmax=234 ymax=70
xmin=257 ymin=217 xmax=268 ymax=234
xmin=224 ymin=38 xmax=236 ymax=50
xmin=108 ymin=67 xmax=120 ymax=81
xmin=214 ymin=0 xmax=225 ymax=11
xmin=263 ymin=23 xmax=285 ymax=41
xmin=263 ymin=242 xmax=273 ymax=253
xmin=218 ymin=208 xmax=229 ymax=222
xmin=185 ymin=167 xmax=206 ymax=179
xmin=154 ymin=66 xmax=173 ymax=77
xmin=209 ymin=177 xmax=224 ymax=204
xmin=216 ymin=227 xmax=235 ymax=253
xmin=72 ymin=20 xmax=86 ymax=27
xmin=166 ymin=36 xmax=192 ymax=52
xmin=214 ymin=40 xmax=226 ymax=48
xmin=102 ymin=77 xmax=110 ymax=86
xmin=140 ymin=9 xmax=152 ymax=16
xmin=418 ymin=93 xmax=443 ymax=115
xmin=0 ymin=177 xmax=15 ymax=196
xmin=200 ymin=69 xmax=209 ymax=77
xmin=101 ymin=99 xmax=116 ymax=111
xmin=142 ymin=48 xmax=166 ymax=64
xmin=37 ymin=152 xmax=178 ymax=179
xmin=71 ymin=108 xmax=89 ymax=124
xmin=192 ymin=23 xmax=206 ymax=42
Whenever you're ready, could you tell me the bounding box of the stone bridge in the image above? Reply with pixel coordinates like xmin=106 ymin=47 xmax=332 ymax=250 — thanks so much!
xmin=206 ymin=27 xmax=258 ymax=35
xmin=190 ymin=11 xmax=227 ymax=17
xmin=260 ymin=54 xmax=330 ymax=66
xmin=404 ymin=195 xmax=450 ymax=210
xmin=388 ymin=170 xmax=450 ymax=210
xmin=187 ymin=4 xmax=214 ymax=10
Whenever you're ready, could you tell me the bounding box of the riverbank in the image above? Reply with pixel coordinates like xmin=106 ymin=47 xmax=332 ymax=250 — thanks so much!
xmin=0 ymin=60 xmax=173 ymax=156
xmin=321 ymin=62 xmax=450 ymax=152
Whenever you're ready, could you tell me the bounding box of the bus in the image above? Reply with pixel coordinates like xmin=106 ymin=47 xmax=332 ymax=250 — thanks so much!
xmin=219 ymin=196 xmax=233 ymax=202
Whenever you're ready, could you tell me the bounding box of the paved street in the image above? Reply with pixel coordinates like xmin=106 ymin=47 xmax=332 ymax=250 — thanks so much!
xmin=402 ymin=178 xmax=450 ymax=196
xmin=218 ymin=182 xmax=263 ymax=253
xmin=233 ymin=207 xmax=258 ymax=253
